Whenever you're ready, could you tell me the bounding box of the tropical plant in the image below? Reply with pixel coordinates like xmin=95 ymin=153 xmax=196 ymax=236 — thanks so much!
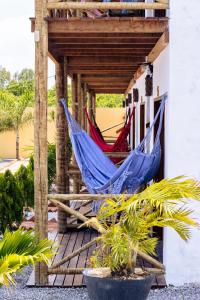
xmin=0 ymin=229 xmax=55 ymax=286
xmin=0 ymin=89 xmax=33 ymax=160
xmin=89 ymin=177 xmax=200 ymax=276
xmin=0 ymin=170 xmax=24 ymax=234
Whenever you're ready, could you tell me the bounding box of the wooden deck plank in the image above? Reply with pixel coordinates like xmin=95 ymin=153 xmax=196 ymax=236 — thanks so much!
xmin=63 ymin=231 xmax=85 ymax=286
xmin=27 ymin=228 xmax=165 ymax=288
xmin=52 ymin=233 xmax=71 ymax=286
xmin=27 ymin=231 xmax=58 ymax=287
xmin=73 ymin=230 xmax=91 ymax=286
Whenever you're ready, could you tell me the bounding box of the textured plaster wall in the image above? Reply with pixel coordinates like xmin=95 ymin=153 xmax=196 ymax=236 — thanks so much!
xmin=164 ymin=0 xmax=200 ymax=285
xmin=0 ymin=108 xmax=125 ymax=158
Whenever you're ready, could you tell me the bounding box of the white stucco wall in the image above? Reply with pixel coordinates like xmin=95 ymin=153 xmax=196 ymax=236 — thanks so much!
xmin=128 ymin=46 xmax=169 ymax=149
xmin=164 ymin=0 xmax=200 ymax=286
xmin=127 ymin=2 xmax=200 ymax=284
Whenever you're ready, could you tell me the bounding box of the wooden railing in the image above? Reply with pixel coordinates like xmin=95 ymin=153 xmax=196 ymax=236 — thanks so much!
xmin=47 ymin=0 xmax=169 ymax=19
xmin=47 ymin=193 xmax=165 ymax=275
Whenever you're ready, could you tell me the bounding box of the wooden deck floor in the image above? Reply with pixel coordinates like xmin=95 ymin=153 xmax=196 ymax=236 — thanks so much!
xmin=27 ymin=228 xmax=166 ymax=288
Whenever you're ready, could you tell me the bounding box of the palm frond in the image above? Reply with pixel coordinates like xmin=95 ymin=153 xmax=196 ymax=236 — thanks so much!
xmin=0 ymin=229 xmax=56 ymax=286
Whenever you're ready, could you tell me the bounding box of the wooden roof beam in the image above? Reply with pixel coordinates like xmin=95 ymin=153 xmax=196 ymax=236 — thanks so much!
xmin=49 ymin=37 xmax=160 ymax=44
xmin=92 ymin=89 xmax=125 ymax=94
xmin=53 ymin=49 xmax=150 ymax=56
xmin=82 ymin=79 xmax=130 ymax=84
xmin=68 ymin=56 xmax=145 ymax=66
xmin=68 ymin=66 xmax=138 ymax=71
xmin=48 ymin=32 xmax=162 ymax=38
xmin=47 ymin=18 xmax=168 ymax=34
xmin=51 ymin=44 xmax=154 ymax=50
xmin=69 ymin=71 xmax=135 ymax=75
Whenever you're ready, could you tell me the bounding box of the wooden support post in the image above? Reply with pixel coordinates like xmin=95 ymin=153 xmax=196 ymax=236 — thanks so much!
xmin=34 ymin=0 xmax=48 ymax=285
xmin=72 ymin=74 xmax=78 ymax=121
xmin=77 ymin=74 xmax=82 ymax=126
xmin=63 ymin=57 xmax=70 ymax=194
xmin=72 ymin=74 xmax=80 ymax=194
xmin=88 ymin=91 xmax=93 ymax=134
xmin=83 ymin=83 xmax=87 ymax=130
xmin=55 ymin=59 xmax=69 ymax=233
xmin=92 ymin=92 xmax=96 ymax=119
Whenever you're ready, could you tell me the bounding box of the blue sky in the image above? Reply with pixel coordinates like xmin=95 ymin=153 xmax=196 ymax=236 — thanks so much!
xmin=0 ymin=0 xmax=55 ymax=86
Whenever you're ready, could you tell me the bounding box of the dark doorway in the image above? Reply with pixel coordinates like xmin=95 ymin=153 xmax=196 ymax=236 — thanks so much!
xmin=140 ymin=103 xmax=145 ymax=142
xmin=154 ymin=98 xmax=165 ymax=182
xmin=132 ymin=106 xmax=136 ymax=149
xmin=153 ymin=97 xmax=165 ymax=243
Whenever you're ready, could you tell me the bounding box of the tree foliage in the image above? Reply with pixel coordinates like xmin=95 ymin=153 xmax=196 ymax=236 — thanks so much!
xmin=96 ymin=94 xmax=123 ymax=108
xmin=0 ymin=66 xmax=11 ymax=88
xmin=47 ymin=86 xmax=122 ymax=107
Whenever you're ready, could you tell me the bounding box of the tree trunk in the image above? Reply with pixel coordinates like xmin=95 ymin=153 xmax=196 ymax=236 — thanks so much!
xmin=34 ymin=0 xmax=48 ymax=286
xmin=16 ymin=128 xmax=20 ymax=160
xmin=56 ymin=61 xmax=69 ymax=233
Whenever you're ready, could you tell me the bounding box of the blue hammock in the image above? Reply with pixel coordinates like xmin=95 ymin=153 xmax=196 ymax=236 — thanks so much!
xmin=61 ymin=95 xmax=166 ymax=210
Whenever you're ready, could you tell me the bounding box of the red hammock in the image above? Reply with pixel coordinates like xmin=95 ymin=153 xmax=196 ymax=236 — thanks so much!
xmin=84 ymin=108 xmax=135 ymax=163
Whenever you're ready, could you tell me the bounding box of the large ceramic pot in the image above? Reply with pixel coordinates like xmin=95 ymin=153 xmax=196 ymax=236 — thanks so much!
xmin=83 ymin=269 xmax=154 ymax=300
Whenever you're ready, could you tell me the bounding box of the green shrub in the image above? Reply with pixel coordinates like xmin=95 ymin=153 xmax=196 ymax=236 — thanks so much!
xmin=15 ymin=163 xmax=34 ymax=208
xmin=0 ymin=170 xmax=24 ymax=234
xmin=47 ymin=143 xmax=56 ymax=190
xmin=0 ymin=141 xmax=72 ymax=233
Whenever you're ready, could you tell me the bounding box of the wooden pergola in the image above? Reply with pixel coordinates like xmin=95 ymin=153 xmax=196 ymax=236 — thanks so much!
xmin=32 ymin=0 xmax=169 ymax=286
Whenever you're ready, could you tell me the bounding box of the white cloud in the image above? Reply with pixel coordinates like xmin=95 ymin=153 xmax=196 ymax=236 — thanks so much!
xmin=0 ymin=0 xmax=55 ymax=86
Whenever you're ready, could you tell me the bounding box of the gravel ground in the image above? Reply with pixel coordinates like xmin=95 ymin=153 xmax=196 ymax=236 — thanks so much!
xmin=1 ymin=266 xmax=200 ymax=300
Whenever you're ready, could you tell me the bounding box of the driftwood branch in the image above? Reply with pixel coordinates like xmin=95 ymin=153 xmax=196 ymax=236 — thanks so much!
xmin=51 ymin=237 xmax=99 ymax=269
xmin=50 ymin=199 xmax=165 ymax=270
xmin=48 ymin=194 xmax=132 ymax=201
xmin=48 ymin=268 xmax=84 ymax=275
xmin=50 ymin=199 xmax=88 ymax=223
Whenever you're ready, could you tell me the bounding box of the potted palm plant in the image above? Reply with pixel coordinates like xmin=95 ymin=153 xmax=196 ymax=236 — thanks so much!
xmin=0 ymin=229 xmax=55 ymax=286
xmin=83 ymin=177 xmax=200 ymax=300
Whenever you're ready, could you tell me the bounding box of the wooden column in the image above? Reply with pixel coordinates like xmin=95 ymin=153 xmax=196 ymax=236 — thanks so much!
xmin=63 ymin=58 xmax=70 ymax=195
xmin=55 ymin=59 xmax=69 ymax=233
xmin=72 ymin=74 xmax=78 ymax=121
xmin=88 ymin=91 xmax=93 ymax=134
xmin=34 ymin=0 xmax=48 ymax=285
xmin=92 ymin=92 xmax=96 ymax=119
xmin=82 ymin=83 xmax=87 ymax=130
xmin=77 ymin=74 xmax=82 ymax=126
xmin=72 ymin=74 xmax=80 ymax=194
